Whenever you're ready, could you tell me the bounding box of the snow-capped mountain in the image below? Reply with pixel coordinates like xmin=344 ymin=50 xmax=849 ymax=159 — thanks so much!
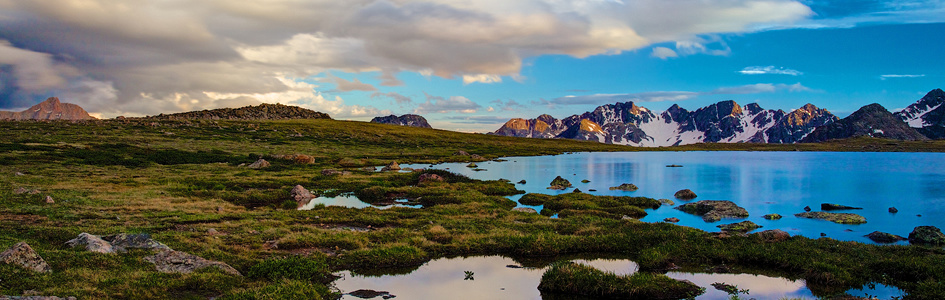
xmin=492 ymin=100 xmax=838 ymax=146
xmin=894 ymin=89 xmax=945 ymax=139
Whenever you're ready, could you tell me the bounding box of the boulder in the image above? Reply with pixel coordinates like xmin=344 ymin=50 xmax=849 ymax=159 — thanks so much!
xmin=821 ymin=203 xmax=863 ymax=211
xmin=674 ymin=189 xmax=697 ymax=200
xmin=753 ymin=229 xmax=790 ymax=242
xmin=664 ymin=217 xmax=680 ymax=223
xmin=144 ymin=250 xmax=241 ymax=276
xmin=380 ymin=161 xmax=401 ymax=171
xmin=470 ymin=154 xmax=485 ymax=161
xmin=101 ymin=233 xmax=172 ymax=253
xmin=889 ymin=207 xmax=899 ymax=213
xmin=865 ymin=231 xmax=907 ymax=244
xmin=418 ymin=173 xmax=445 ymax=184
xmin=517 ymin=180 xmax=526 ymax=184
xmin=246 ymin=158 xmax=270 ymax=169
xmin=581 ymin=179 xmax=590 ymax=183
xmin=65 ymin=233 xmax=114 ymax=254
xmin=549 ymin=176 xmax=572 ymax=188
xmin=512 ymin=207 xmax=537 ymax=214
xmin=454 ymin=151 xmax=470 ymax=156
xmin=609 ymin=183 xmax=639 ymax=191
xmin=0 ymin=242 xmax=51 ymax=273
xmin=466 ymin=163 xmax=478 ymax=168
xmin=717 ymin=221 xmax=761 ymax=232
xmin=908 ymin=226 xmax=945 ymax=246
xmin=347 ymin=289 xmax=395 ymax=299
xmin=14 ymin=172 xmax=25 ymax=176
xmin=290 ymin=185 xmax=315 ymax=203
xmin=794 ymin=212 xmax=866 ymax=224
xmin=763 ymin=214 xmax=783 ymax=220
xmin=658 ymin=199 xmax=675 ymax=206
xmin=803 ymin=206 xmax=812 ymax=212
xmin=547 ymin=185 xmax=567 ymax=190
xmin=676 ymin=200 xmax=749 ymax=222
xmin=44 ymin=196 xmax=54 ymax=204
xmin=13 ymin=187 xmax=28 ymax=194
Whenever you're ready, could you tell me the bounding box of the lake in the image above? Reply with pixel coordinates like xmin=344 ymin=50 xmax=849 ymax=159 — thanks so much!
xmin=406 ymin=151 xmax=945 ymax=243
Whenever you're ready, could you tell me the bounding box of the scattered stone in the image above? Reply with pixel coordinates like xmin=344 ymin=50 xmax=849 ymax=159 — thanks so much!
xmin=13 ymin=187 xmax=28 ymax=194
xmin=14 ymin=172 xmax=25 ymax=176
xmin=549 ymin=176 xmax=572 ymax=188
xmin=666 ymin=164 xmax=683 ymax=168
xmin=664 ymin=217 xmax=680 ymax=223
xmin=674 ymin=189 xmax=697 ymax=200
xmin=454 ymin=151 xmax=470 ymax=156
xmin=246 ymin=158 xmax=270 ymax=169
xmin=621 ymin=215 xmax=636 ymax=221
xmin=290 ymin=185 xmax=315 ymax=203
xmin=0 ymin=242 xmax=51 ymax=273
xmin=609 ymin=183 xmax=639 ymax=191
xmin=470 ymin=154 xmax=485 ymax=161
xmin=865 ymin=231 xmax=907 ymax=244
xmin=794 ymin=212 xmax=866 ymax=224
xmin=763 ymin=214 xmax=783 ymax=220
xmin=102 ymin=233 xmax=172 ymax=253
xmin=517 ymin=180 xmax=526 ymax=184
xmin=144 ymin=250 xmax=241 ymax=276
xmin=676 ymin=200 xmax=749 ymax=222
xmin=347 ymin=289 xmax=395 ymax=299
xmin=658 ymin=199 xmax=675 ymax=206
xmin=418 ymin=173 xmax=445 ymax=184
xmin=44 ymin=196 xmax=54 ymax=204
xmin=512 ymin=207 xmax=537 ymax=214
xmin=466 ymin=163 xmax=478 ymax=168
xmin=803 ymin=206 xmax=812 ymax=212
xmin=580 ymin=179 xmax=590 ymax=183
xmin=889 ymin=207 xmax=899 ymax=213
xmin=908 ymin=226 xmax=945 ymax=246
xmin=717 ymin=221 xmax=761 ymax=233
xmin=753 ymin=229 xmax=791 ymax=242
xmin=821 ymin=203 xmax=863 ymax=211
xmin=65 ymin=233 xmax=114 ymax=254
xmin=506 ymin=264 xmax=524 ymax=269
xmin=207 ymin=228 xmax=220 ymax=236
xmin=380 ymin=161 xmax=401 ymax=171
xmin=321 ymin=169 xmax=351 ymax=176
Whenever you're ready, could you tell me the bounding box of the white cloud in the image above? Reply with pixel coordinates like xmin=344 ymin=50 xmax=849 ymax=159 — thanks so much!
xmin=462 ymin=74 xmax=503 ymax=84
xmin=739 ymin=66 xmax=803 ymax=76
xmin=414 ymin=93 xmax=481 ymax=114
xmin=0 ymin=40 xmax=70 ymax=91
xmin=650 ymin=47 xmax=678 ymax=59
xmin=327 ymin=75 xmax=378 ymax=92
xmin=371 ymin=92 xmax=413 ymax=105
xmin=880 ymin=74 xmax=926 ymax=80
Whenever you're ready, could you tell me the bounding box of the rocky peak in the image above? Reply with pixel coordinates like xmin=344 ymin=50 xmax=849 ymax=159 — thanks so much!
xmin=895 ymin=89 xmax=945 ymax=134
xmin=0 ymin=97 xmax=95 ymax=121
xmin=801 ymin=103 xmax=927 ymax=142
xmin=743 ymin=103 xmax=764 ymax=115
xmin=370 ymin=114 xmax=432 ymax=128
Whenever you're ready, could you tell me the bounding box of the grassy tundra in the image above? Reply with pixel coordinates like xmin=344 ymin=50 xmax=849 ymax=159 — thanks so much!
xmin=1 ymin=119 xmax=944 ymax=299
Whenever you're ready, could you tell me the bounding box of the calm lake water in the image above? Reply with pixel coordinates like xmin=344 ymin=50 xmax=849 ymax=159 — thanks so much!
xmin=406 ymin=151 xmax=945 ymax=243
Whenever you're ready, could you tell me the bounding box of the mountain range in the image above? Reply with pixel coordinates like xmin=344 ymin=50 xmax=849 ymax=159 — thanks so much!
xmin=492 ymin=89 xmax=945 ymax=145
xmin=370 ymin=114 xmax=432 ymax=128
xmin=0 ymin=97 xmax=95 ymax=121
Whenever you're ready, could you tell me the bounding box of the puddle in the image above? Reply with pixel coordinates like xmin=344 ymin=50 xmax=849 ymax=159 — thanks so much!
xmin=846 ymin=282 xmax=906 ymax=299
xmin=297 ymin=195 xmax=421 ymax=210
xmin=333 ymin=256 xmax=827 ymax=300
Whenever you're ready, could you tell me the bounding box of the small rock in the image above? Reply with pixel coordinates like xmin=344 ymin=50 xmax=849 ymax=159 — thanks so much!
xmin=247 ymin=158 xmax=270 ymax=169
xmin=658 ymin=199 xmax=675 ymax=206
xmin=418 ymin=173 xmax=445 ymax=184
xmin=144 ymin=250 xmax=241 ymax=276
xmin=65 ymin=233 xmax=114 ymax=254
xmin=666 ymin=164 xmax=683 ymax=168
xmin=865 ymin=231 xmax=907 ymax=243
xmin=664 ymin=217 xmax=680 ymax=223
xmin=549 ymin=176 xmax=572 ymax=188
xmin=470 ymin=154 xmax=485 ymax=161
xmin=207 ymin=228 xmax=219 ymax=235
xmin=44 ymin=196 xmax=54 ymax=204
xmin=609 ymin=183 xmax=639 ymax=191
xmin=13 ymin=187 xmax=29 ymax=194
xmin=717 ymin=221 xmax=761 ymax=232
xmin=674 ymin=189 xmax=697 ymax=200
xmin=821 ymin=203 xmax=863 ymax=211
xmin=621 ymin=215 xmax=636 ymax=221
xmin=820 ymin=233 xmax=827 ymax=237
xmin=347 ymin=289 xmax=395 ymax=299
xmin=763 ymin=214 xmax=783 ymax=220
xmin=0 ymin=242 xmax=51 ymax=273
xmin=380 ymin=161 xmax=401 ymax=171
xmin=580 ymin=179 xmax=590 ymax=183
xmin=290 ymin=185 xmax=315 ymax=203
xmin=889 ymin=207 xmax=899 ymax=213
xmin=506 ymin=264 xmax=524 ymax=269
xmin=753 ymin=229 xmax=790 ymax=242
xmin=321 ymin=169 xmax=351 ymax=176
xmin=517 ymin=180 xmax=526 ymax=184
xmin=466 ymin=163 xmax=478 ymax=168
xmin=512 ymin=207 xmax=537 ymax=214
xmin=908 ymin=226 xmax=945 ymax=246
xmin=803 ymin=206 xmax=812 ymax=212
xmin=588 ymin=189 xmax=597 ymax=192
xmin=454 ymin=151 xmax=470 ymax=156
xmin=14 ymin=172 xmax=25 ymax=176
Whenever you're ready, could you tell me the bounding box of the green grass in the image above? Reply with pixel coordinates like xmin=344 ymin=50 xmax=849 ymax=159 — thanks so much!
xmin=538 ymin=262 xmax=705 ymax=299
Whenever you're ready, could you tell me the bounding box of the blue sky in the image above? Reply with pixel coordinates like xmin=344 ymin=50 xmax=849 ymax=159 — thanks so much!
xmin=0 ymin=1 xmax=943 ymax=132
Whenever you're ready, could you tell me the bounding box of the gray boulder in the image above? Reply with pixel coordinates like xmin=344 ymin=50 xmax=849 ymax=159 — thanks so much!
xmin=0 ymin=242 xmax=51 ymax=273
xmin=102 ymin=233 xmax=172 ymax=253
xmin=512 ymin=207 xmax=537 ymax=214
xmin=247 ymin=158 xmax=270 ymax=169
xmin=66 ymin=233 xmax=114 ymax=254
xmin=144 ymin=250 xmax=241 ymax=276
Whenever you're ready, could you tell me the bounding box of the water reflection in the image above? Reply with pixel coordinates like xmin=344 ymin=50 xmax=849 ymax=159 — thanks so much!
xmin=297 ymin=195 xmax=421 ymax=210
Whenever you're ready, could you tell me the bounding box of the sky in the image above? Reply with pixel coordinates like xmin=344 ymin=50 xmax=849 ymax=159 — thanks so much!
xmin=0 ymin=0 xmax=943 ymax=132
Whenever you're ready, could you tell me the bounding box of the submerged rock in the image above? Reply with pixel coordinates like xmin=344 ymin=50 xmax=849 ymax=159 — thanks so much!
xmin=609 ymin=183 xmax=639 ymax=191
xmin=0 ymin=242 xmax=51 ymax=273
xmin=144 ymin=250 xmax=241 ymax=276
xmin=865 ymin=231 xmax=907 ymax=243
xmin=66 ymin=233 xmax=114 ymax=254
xmin=549 ymin=176 xmax=572 ymax=188
xmin=581 ymin=179 xmax=590 ymax=183
xmin=290 ymin=185 xmax=315 ymax=203
xmin=763 ymin=214 xmax=783 ymax=220
xmin=658 ymin=199 xmax=675 ymax=206
xmin=347 ymin=289 xmax=395 ymax=299
xmin=466 ymin=163 xmax=478 ymax=168
xmin=754 ymin=229 xmax=791 ymax=242
xmin=794 ymin=212 xmax=866 ymax=224
xmin=676 ymin=200 xmax=749 ymax=222
xmin=664 ymin=217 xmax=680 ymax=223
xmin=674 ymin=189 xmax=697 ymax=200
xmin=512 ymin=207 xmax=537 ymax=214
xmin=821 ymin=203 xmax=863 ymax=211
xmin=908 ymin=226 xmax=945 ymax=246
xmin=803 ymin=206 xmax=812 ymax=212
xmin=717 ymin=221 xmax=761 ymax=233
xmin=889 ymin=207 xmax=899 ymax=213
xmin=380 ymin=161 xmax=401 ymax=171
xmin=247 ymin=158 xmax=270 ymax=169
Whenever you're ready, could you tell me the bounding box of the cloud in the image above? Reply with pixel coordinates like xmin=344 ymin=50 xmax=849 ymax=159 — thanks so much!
xmin=489 ymin=99 xmax=527 ymax=111
xmin=650 ymin=47 xmax=679 ymax=59
xmin=880 ymin=74 xmax=926 ymax=80
xmin=414 ymin=93 xmax=481 ymax=114
xmin=371 ymin=92 xmax=413 ymax=104
xmin=553 ymin=83 xmax=814 ymax=105
xmin=739 ymin=66 xmax=803 ymax=76
xmin=462 ymin=74 xmax=502 ymax=85
xmin=444 ymin=115 xmax=511 ymax=124
xmin=327 ymin=74 xmax=378 ymax=92
xmin=201 ymin=77 xmax=389 ymax=119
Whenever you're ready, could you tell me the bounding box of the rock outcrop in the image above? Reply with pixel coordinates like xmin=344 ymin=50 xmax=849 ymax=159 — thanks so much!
xmin=609 ymin=183 xmax=639 ymax=191
xmin=676 ymin=200 xmax=748 ymax=222
xmin=146 ymin=103 xmax=330 ymax=120
xmin=144 ymin=250 xmax=241 ymax=276
xmin=0 ymin=242 xmax=51 ymax=273
xmin=370 ymin=114 xmax=432 ymax=128
xmin=865 ymin=231 xmax=907 ymax=243
xmin=0 ymin=97 xmax=95 ymax=121
xmin=65 ymin=233 xmax=114 ymax=254
xmin=801 ymin=103 xmax=928 ymax=142
xmin=908 ymin=226 xmax=945 ymax=246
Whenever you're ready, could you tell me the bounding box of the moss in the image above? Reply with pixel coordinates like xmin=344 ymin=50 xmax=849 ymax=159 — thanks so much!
xmin=794 ymin=212 xmax=867 ymax=224
xmin=538 ymin=262 xmax=704 ymax=299
xmin=519 ymin=193 xmax=659 ymax=219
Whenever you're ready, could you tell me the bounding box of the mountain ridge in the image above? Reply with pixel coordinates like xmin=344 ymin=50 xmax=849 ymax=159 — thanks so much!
xmin=370 ymin=114 xmax=432 ymax=128
xmin=0 ymin=97 xmax=95 ymax=121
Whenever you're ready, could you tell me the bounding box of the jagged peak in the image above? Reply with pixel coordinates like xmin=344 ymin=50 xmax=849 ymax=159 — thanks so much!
xmin=579 ymin=119 xmax=604 ymax=133
xmin=743 ymin=103 xmax=763 ymax=115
